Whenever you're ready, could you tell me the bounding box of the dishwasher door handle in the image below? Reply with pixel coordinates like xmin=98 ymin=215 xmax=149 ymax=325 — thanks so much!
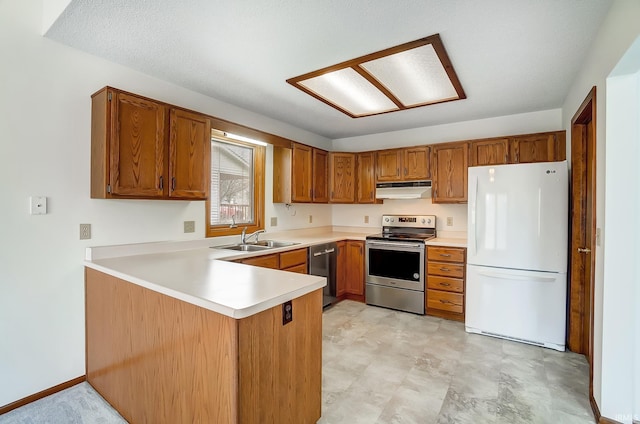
xmin=313 ymin=248 xmax=336 ymax=257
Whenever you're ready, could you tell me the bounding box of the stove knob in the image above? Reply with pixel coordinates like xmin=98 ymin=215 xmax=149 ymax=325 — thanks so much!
xmin=421 ymin=218 xmax=426 ymax=224
xmin=384 ymin=217 xmax=389 ymax=223
xmin=390 ymin=218 xmax=395 ymax=223
xmin=427 ymin=218 xmax=432 ymax=224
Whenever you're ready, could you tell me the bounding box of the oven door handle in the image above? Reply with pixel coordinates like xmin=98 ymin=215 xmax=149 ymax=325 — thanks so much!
xmin=366 ymin=241 xmax=424 ymax=250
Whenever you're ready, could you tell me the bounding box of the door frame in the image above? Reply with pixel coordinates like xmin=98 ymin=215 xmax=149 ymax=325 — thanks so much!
xmin=568 ymin=86 xmax=597 ymax=405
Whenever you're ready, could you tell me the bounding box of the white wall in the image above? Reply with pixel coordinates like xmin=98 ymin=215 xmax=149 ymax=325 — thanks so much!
xmin=0 ymin=0 xmax=330 ymax=407
xmin=601 ymin=37 xmax=640 ymax=424
xmin=332 ymin=109 xmax=563 ymax=152
xmin=560 ymin=1 xmax=640 ymax=416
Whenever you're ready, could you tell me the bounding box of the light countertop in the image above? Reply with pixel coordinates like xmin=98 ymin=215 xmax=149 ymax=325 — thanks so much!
xmin=84 ymin=227 xmax=467 ymax=319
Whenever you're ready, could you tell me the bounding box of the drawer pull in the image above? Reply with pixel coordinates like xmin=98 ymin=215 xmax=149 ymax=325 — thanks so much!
xmin=439 ymin=267 xmax=450 ymax=272
xmin=439 ymin=282 xmax=451 ymax=287
xmin=439 ymin=299 xmax=458 ymax=305
xmin=439 ymin=254 xmax=451 ymax=257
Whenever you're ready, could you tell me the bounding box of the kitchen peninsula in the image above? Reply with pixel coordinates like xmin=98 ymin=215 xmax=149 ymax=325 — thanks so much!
xmin=84 ymin=242 xmax=326 ymax=424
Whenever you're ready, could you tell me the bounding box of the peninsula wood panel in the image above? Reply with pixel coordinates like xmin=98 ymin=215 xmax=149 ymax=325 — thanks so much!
xmin=85 ymin=268 xmax=238 ymax=423
xmin=168 ymin=108 xmax=210 ymax=199
xmin=312 ymin=149 xmax=329 ymax=203
xmin=238 ymin=289 xmax=322 ymax=424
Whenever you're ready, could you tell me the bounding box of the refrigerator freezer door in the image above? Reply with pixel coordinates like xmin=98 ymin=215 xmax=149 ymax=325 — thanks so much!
xmin=467 ymin=161 xmax=568 ymax=273
xmin=465 ymin=264 xmax=567 ymax=351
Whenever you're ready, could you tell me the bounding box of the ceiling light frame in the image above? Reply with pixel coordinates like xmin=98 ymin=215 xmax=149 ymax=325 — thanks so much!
xmin=287 ymin=34 xmax=466 ymax=118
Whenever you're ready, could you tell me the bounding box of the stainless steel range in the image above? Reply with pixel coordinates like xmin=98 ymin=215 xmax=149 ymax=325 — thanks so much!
xmin=365 ymin=215 xmax=436 ymax=314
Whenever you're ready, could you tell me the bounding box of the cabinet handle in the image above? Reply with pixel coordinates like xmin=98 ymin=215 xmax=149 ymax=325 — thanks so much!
xmin=440 ymin=267 xmax=450 ymax=272
xmin=396 ymin=168 xmax=399 ymax=176
xmin=159 ymin=176 xmax=163 ymax=189
xmin=370 ymin=191 xmax=373 ymax=200
xmin=439 ymin=282 xmax=451 ymax=287
xmin=439 ymin=299 xmax=454 ymax=305
xmin=439 ymin=254 xmax=451 ymax=257
xmin=404 ymin=167 xmax=408 ymax=176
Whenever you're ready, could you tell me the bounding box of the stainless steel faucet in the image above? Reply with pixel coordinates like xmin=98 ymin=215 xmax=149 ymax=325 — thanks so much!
xmin=241 ymin=227 xmax=265 ymax=244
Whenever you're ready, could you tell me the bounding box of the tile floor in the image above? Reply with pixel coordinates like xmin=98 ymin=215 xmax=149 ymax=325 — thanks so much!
xmin=318 ymin=300 xmax=594 ymax=424
xmin=1 ymin=300 xmax=594 ymax=423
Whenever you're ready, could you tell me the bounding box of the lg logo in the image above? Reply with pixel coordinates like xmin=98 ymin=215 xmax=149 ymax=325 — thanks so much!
xmin=546 ymin=170 xmax=557 ymax=174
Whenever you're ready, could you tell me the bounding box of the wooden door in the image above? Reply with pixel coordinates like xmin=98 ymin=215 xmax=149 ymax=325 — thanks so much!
xmin=356 ymin=152 xmax=376 ymax=203
xmin=312 ymin=149 xmax=329 ymax=203
xmin=329 ymin=153 xmax=355 ymax=203
xmin=336 ymin=241 xmax=347 ymax=297
xmin=110 ymin=92 xmax=166 ymax=197
xmin=291 ymin=143 xmax=312 ymax=202
xmin=375 ymin=149 xmax=402 ymax=181
xmin=510 ymin=133 xmax=557 ymax=163
xmin=568 ymin=88 xmax=596 ymax=360
xmin=469 ymin=138 xmax=509 ymax=166
xmin=431 ymin=142 xmax=468 ymax=203
xmin=403 ymin=146 xmax=430 ymax=180
xmin=345 ymin=241 xmax=364 ymax=296
xmin=168 ymin=109 xmax=210 ymax=199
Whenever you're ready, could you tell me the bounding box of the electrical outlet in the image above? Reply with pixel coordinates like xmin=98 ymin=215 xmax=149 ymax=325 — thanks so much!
xmin=80 ymin=224 xmax=91 ymax=240
xmin=183 ymin=220 xmax=195 ymax=233
xmin=270 ymin=217 xmax=278 ymax=227
xmin=446 ymin=217 xmax=454 ymax=226
xmin=282 ymin=300 xmax=293 ymax=325
xmin=596 ymin=228 xmax=601 ymax=246
xmin=309 ymin=215 xmax=313 ymax=224
xmin=364 ymin=215 xmax=369 ymax=224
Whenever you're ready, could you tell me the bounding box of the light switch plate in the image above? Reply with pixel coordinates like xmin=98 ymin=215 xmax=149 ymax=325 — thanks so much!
xmin=364 ymin=215 xmax=369 ymax=224
xmin=446 ymin=216 xmax=453 ymax=226
xmin=270 ymin=217 xmax=278 ymax=227
xmin=30 ymin=196 xmax=47 ymax=215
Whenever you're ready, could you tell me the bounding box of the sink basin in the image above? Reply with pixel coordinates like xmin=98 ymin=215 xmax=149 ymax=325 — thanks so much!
xmin=254 ymin=240 xmax=300 ymax=248
xmin=216 ymin=244 xmax=272 ymax=252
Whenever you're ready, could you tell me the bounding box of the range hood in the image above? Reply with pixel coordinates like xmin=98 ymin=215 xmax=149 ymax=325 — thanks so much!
xmin=375 ymin=181 xmax=432 ymax=200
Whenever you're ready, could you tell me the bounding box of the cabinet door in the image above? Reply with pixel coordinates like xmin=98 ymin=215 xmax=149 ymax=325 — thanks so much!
xmin=168 ymin=109 xmax=211 ymax=199
xmin=329 ymin=152 xmax=355 ymax=203
xmin=356 ymin=152 xmax=376 ymax=203
xmin=110 ymin=92 xmax=166 ymax=197
xmin=432 ymin=142 xmax=468 ymax=203
xmin=292 ymin=143 xmax=313 ymax=202
xmin=336 ymin=241 xmax=347 ymax=297
xmin=312 ymin=149 xmax=329 ymax=203
xmin=510 ymin=133 xmax=557 ymax=164
xmin=376 ymin=149 xmax=402 ymax=181
xmin=469 ymin=138 xmax=509 ymax=166
xmin=403 ymin=146 xmax=430 ymax=180
xmin=345 ymin=241 xmax=364 ymax=296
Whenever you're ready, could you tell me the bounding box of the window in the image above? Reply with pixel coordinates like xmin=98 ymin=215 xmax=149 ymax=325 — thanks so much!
xmin=206 ymin=134 xmax=265 ymax=237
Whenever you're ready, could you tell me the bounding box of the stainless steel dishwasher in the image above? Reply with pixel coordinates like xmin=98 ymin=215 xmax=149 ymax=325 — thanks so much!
xmin=308 ymin=242 xmax=337 ymax=308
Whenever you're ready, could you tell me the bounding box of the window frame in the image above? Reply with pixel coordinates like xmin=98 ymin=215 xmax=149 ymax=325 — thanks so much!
xmin=206 ymin=135 xmax=265 ymax=238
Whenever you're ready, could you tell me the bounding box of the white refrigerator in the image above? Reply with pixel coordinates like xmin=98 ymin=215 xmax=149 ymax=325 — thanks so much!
xmin=466 ymin=161 xmax=568 ymax=351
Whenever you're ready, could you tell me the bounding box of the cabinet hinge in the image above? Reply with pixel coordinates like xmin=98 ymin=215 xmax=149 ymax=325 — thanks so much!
xmin=108 ymin=92 xmax=112 ymax=101
xmin=106 ymin=184 xmax=111 ymax=193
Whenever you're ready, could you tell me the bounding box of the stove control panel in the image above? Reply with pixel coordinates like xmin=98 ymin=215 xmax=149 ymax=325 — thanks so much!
xmin=381 ymin=215 xmax=436 ymax=229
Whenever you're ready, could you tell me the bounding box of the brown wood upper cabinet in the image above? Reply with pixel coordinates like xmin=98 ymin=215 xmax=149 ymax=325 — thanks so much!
xmin=355 ymin=152 xmax=376 ymax=203
xmin=376 ymin=146 xmax=430 ymax=182
xmin=510 ymin=131 xmax=566 ymax=164
xmin=274 ymin=143 xmax=328 ymax=203
xmin=91 ymin=87 xmax=210 ymax=200
xmin=469 ymin=138 xmax=509 ymax=166
xmin=329 ymin=152 xmax=355 ymax=203
xmin=431 ymin=142 xmax=468 ymax=204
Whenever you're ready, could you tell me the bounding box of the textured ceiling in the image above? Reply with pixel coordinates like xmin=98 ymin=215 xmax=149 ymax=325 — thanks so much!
xmin=45 ymin=0 xmax=612 ymax=140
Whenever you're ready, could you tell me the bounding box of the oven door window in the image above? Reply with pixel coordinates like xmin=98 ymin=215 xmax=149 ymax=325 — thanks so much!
xmin=368 ymin=248 xmax=421 ymax=281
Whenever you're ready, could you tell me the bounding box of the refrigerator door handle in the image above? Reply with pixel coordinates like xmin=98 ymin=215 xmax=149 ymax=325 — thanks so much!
xmin=477 ymin=270 xmax=557 ymax=283
xmin=469 ymin=175 xmax=478 ymax=256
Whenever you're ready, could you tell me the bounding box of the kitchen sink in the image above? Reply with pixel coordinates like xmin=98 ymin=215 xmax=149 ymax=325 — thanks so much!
xmin=214 ymin=240 xmax=300 ymax=251
xmin=254 ymin=240 xmax=300 ymax=248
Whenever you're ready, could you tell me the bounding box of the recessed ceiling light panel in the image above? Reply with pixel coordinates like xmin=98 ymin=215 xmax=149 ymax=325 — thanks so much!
xmin=287 ymin=34 xmax=465 ymax=118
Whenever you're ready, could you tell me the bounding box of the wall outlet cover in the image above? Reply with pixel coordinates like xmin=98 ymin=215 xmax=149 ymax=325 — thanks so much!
xmin=270 ymin=217 xmax=278 ymax=227
xmin=282 ymin=300 xmax=293 ymax=325
xmin=183 ymin=221 xmax=195 ymax=233
xmin=80 ymin=223 xmax=91 ymax=240
xmin=308 ymin=215 xmax=313 ymax=224
xmin=446 ymin=217 xmax=454 ymax=226
xmin=364 ymin=215 xmax=369 ymax=224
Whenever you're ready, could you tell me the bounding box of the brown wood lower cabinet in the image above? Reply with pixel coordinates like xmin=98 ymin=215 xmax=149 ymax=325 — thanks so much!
xmin=337 ymin=240 xmax=365 ymax=302
xmin=85 ymin=268 xmax=321 ymax=424
xmin=426 ymin=246 xmax=466 ymax=322
xmin=236 ymin=247 xmax=308 ymax=273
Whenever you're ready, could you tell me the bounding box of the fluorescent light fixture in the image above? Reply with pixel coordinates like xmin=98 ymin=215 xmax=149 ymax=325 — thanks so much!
xmin=222 ymin=132 xmax=267 ymax=146
xmin=287 ymin=34 xmax=465 ymax=118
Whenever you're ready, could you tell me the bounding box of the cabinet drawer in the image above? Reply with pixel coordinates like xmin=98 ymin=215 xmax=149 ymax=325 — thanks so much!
xmin=427 ymin=246 xmax=465 ymax=263
xmin=240 ymin=254 xmax=279 ymax=269
xmin=282 ymin=263 xmax=308 ymax=274
xmin=427 ymin=262 xmax=464 ymax=278
xmin=279 ymin=248 xmax=308 ymax=269
xmin=427 ymin=276 xmax=463 ymax=293
xmin=427 ymin=290 xmax=463 ymax=314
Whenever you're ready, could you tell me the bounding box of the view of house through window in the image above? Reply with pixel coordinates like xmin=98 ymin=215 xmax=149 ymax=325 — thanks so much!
xmin=210 ymin=138 xmax=254 ymax=226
